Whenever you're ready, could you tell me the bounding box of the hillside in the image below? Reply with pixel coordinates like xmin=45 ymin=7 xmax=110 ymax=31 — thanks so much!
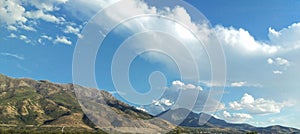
xmin=0 ymin=74 xmax=174 ymax=133
xmin=0 ymin=74 xmax=299 ymax=134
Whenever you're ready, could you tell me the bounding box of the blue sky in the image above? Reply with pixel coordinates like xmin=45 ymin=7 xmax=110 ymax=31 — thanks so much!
xmin=1 ymin=0 xmax=300 ymax=129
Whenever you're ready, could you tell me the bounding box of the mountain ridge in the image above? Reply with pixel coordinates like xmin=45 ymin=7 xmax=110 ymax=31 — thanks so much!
xmin=0 ymin=73 xmax=299 ymax=133
xmin=157 ymin=108 xmax=300 ymax=133
xmin=0 ymin=73 xmax=174 ymax=133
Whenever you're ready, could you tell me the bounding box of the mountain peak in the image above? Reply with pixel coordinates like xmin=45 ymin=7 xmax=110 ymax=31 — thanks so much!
xmin=0 ymin=74 xmax=174 ymax=133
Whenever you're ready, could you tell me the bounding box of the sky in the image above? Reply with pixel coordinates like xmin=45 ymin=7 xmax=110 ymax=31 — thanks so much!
xmin=1 ymin=0 xmax=300 ymax=129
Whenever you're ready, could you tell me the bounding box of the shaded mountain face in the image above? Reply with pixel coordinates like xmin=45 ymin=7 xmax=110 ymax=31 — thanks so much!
xmin=0 ymin=74 xmax=174 ymax=133
xmin=157 ymin=108 xmax=300 ymax=133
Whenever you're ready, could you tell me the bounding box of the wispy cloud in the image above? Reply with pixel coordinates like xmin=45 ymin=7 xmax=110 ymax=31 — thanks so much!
xmin=0 ymin=52 xmax=25 ymax=60
xmin=17 ymin=63 xmax=31 ymax=73
xmin=199 ymin=80 xmax=262 ymax=88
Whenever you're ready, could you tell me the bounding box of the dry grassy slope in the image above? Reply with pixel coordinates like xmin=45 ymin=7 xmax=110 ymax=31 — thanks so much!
xmin=0 ymin=74 xmax=88 ymax=128
xmin=0 ymin=74 xmax=174 ymax=133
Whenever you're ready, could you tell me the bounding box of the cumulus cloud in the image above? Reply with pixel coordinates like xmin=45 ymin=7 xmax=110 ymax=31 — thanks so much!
xmin=7 ymin=25 xmax=17 ymax=31
xmin=267 ymin=57 xmax=290 ymax=67
xmin=145 ymin=98 xmax=174 ymax=114
xmin=19 ymin=35 xmax=27 ymax=40
xmin=19 ymin=35 xmax=31 ymax=43
xmin=0 ymin=0 xmax=67 ymax=40
xmin=214 ymin=26 xmax=281 ymax=55
xmin=268 ymin=23 xmax=300 ymax=48
xmin=65 ymin=0 xmax=120 ymax=20
xmin=0 ymin=0 xmax=67 ymax=25
xmin=273 ymin=70 xmax=283 ymax=75
xmin=267 ymin=58 xmax=274 ymax=64
xmin=8 ymin=33 xmax=17 ymax=38
xmin=267 ymin=57 xmax=290 ymax=74
xmin=276 ymin=57 xmax=290 ymax=67
xmin=67 ymin=0 xmax=300 ymax=55
xmin=222 ymin=111 xmax=252 ymax=123
xmin=152 ymin=98 xmax=174 ymax=107
xmin=25 ymin=10 xmax=62 ymax=23
xmin=24 ymin=0 xmax=69 ymax=11
xmin=19 ymin=23 xmax=36 ymax=31
xmin=229 ymin=93 xmax=292 ymax=114
xmin=63 ymin=25 xmax=82 ymax=38
xmin=54 ymin=36 xmax=72 ymax=45
xmin=41 ymin=35 xmax=53 ymax=40
xmin=171 ymin=80 xmax=203 ymax=91
xmin=212 ymin=22 xmax=300 ymax=55
xmin=0 ymin=0 xmax=27 ymax=24
xmin=38 ymin=35 xmax=53 ymax=45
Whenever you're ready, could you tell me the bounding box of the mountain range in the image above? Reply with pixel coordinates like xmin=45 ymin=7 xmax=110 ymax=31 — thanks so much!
xmin=0 ymin=74 xmax=299 ymax=133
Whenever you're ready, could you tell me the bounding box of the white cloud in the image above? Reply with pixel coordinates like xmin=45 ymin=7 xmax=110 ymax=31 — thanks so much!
xmin=267 ymin=58 xmax=274 ymax=64
xmin=223 ymin=111 xmax=231 ymax=118
xmin=231 ymin=81 xmax=247 ymax=87
xmin=25 ymin=0 xmax=69 ymax=11
xmin=38 ymin=38 xmax=42 ymax=44
xmin=200 ymin=80 xmax=261 ymax=88
xmin=19 ymin=23 xmax=36 ymax=31
xmin=152 ymin=98 xmax=173 ymax=107
xmin=19 ymin=34 xmax=31 ymax=43
xmin=1 ymin=0 xmax=67 ymax=36
xmin=0 ymin=0 xmax=27 ymax=24
xmin=222 ymin=111 xmax=252 ymax=123
xmin=54 ymin=36 xmax=72 ymax=45
xmin=65 ymin=0 xmax=120 ymax=20
xmin=171 ymin=80 xmax=203 ymax=91
xmin=160 ymin=98 xmax=173 ymax=106
xmin=135 ymin=106 xmax=147 ymax=112
xmin=268 ymin=57 xmax=290 ymax=67
xmin=199 ymin=80 xmax=225 ymax=87
xmin=25 ymin=10 xmax=62 ymax=23
xmin=229 ymin=93 xmax=292 ymax=114
xmin=41 ymin=35 xmax=53 ymax=40
xmin=8 ymin=33 xmax=17 ymax=38
xmin=214 ymin=25 xmax=281 ymax=55
xmin=273 ymin=70 xmax=283 ymax=75
xmin=64 ymin=25 xmax=79 ymax=33
xmin=217 ymin=103 xmax=226 ymax=111
xmin=268 ymin=23 xmax=300 ymax=48
xmin=7 ymin=25 xmax=17 ymax=31
xmin=275 ymin=57 xmax=290 ymax=67
xmin=267 ymin=57 xmax=290 ymax=74
xmin=149 ymin=98 xmax=174 ymax=113
xmin=64 ymin=25 xmax=82 ymax=38
xmin=0 ymin=52 xmax=24 ymax=60
xmin=144 ymin=80 xmax=224 ymax=115
xmin=19 ymin=35 xmax=27 ymax=40
xmin=91 ymin=1 xmax=300 ymax=112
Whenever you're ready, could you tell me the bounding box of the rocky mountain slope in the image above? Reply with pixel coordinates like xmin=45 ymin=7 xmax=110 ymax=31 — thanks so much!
xmin=0 ymin=74 xmax=299 ymax=134
xmin=0 ymin=74 xmax=174 ymax=133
